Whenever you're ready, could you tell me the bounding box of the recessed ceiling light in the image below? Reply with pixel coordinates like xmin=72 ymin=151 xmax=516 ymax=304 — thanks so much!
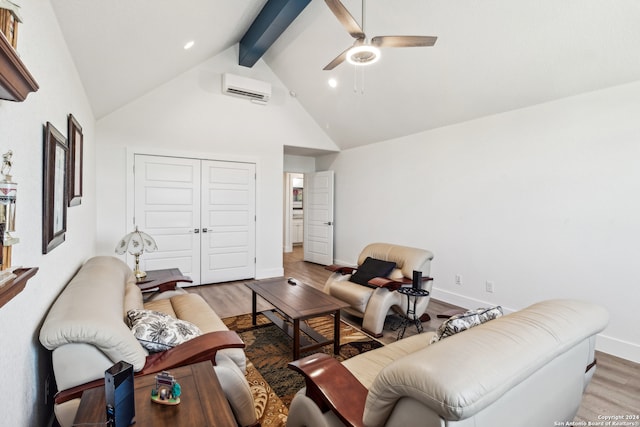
xmin=328 ymin=78 xmax=338 ymax=88
xmin=184 ymin=40 xmax=195 ymax=50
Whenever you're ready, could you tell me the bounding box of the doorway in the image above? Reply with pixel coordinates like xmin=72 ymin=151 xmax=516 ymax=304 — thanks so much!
xmin=134 ymin=154 xmax=256 ymax=285
xmin=283 ymin=170 xmax=335 ymax=266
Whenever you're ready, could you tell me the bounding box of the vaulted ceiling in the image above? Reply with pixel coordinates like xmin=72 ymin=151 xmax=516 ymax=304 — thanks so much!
xmin=51 ymin=0 xmax=640 ymax=150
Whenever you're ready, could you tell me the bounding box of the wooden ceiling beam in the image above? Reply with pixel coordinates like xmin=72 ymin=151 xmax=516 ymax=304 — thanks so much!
xmin=239 ymin=0 xmax=311 ymax=68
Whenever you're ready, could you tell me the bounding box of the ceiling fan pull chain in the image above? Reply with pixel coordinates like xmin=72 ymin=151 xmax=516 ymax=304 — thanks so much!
xmin=353 ymin=65 xmax=358 ymax=93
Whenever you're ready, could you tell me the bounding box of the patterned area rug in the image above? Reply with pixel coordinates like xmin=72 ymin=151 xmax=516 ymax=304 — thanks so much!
xmin=223 ymin=312 xmax=384 ymax=427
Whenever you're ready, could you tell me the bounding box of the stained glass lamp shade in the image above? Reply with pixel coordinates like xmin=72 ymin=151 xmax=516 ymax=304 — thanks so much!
xmin=115 ymin=226 xmax=158 ymax=279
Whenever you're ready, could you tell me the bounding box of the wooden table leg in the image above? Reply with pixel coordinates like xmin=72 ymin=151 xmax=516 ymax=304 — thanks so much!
xmin=293 ymin=318 xmax=301 ymax=360
xmin=251 ymin=290 xmax=257 ymax=326
xmin=333 ymin=310 xmax=341 ymax=355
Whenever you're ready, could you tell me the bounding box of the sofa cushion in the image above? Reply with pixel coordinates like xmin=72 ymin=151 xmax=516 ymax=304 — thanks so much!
xmin=127 ymin=309 xmax=202 ymax=352
xmin=39 ymin=256 xmax=148 ymax=370
xmin=123 ymin=283 xmax=144 ymax=319
xmin=431 ymin=306 xmax=503 ymax=343
xmin=350 ymin=257 xmax=396 ymax=286
xmin=357 ymin=243 xmax=434 ymax=279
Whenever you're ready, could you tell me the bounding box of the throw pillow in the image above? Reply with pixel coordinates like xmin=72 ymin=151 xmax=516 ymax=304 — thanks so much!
xmin=430 ymin=306 xmax=503 ymax=343
xmin=127 ymin=309 xmax=202 ymax=352
xmin=349 ymin=257 xmax=397 ymax=286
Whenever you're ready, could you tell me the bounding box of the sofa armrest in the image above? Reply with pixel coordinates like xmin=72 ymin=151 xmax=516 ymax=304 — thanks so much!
xmin=140 ymin=330 xmax=244 ymax=374
xmin=289 ymin=353 xmax=366 ymax=427
xmin=325 ymin=265 xmax=356 ymax=275
xmin=368 ymin=276 xmax=433 ymax=291
xmin=54 ymin=331 xmax=245 ymax=405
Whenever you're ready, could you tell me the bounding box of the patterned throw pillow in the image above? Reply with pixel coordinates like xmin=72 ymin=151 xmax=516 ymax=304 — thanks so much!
xmin=127 ymin=309 xmax=202 ymax=352
xmin=430 ymin=306 xmax=503 ymax=343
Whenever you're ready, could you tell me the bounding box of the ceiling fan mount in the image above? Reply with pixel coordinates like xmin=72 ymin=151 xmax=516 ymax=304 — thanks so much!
xmin=323 ymin=0 xmax=437 ymax=70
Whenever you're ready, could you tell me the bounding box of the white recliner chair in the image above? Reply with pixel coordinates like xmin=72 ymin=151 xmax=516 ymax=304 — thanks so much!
xmin=324 ymin=243 xmax=434 ymax=337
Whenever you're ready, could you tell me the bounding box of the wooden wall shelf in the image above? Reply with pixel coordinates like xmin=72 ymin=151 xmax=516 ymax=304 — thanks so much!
xmin=0 ymin=267 xmax=38 ymax=309
xmin=0 ymin=31 xmax=38 ymax=102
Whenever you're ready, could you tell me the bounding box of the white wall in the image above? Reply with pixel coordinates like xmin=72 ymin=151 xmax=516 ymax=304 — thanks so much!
xmin=95 ymin=47 xmax=338 ymax=279
xmin=284 ymin=154 xmax=316 ymax=173
xmin=0 ymin=1 xmax=96 ymax=425
xmin=318 ymin=81 xmax=640 ymax=363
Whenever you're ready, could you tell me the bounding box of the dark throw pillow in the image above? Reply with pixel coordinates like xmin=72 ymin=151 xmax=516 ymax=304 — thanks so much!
xmin=349 ymin=257 xmax=397 ymax=286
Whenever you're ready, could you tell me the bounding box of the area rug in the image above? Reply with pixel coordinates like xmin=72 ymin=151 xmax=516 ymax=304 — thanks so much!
xmin=223 ymin=312 xmax=384 ymax=427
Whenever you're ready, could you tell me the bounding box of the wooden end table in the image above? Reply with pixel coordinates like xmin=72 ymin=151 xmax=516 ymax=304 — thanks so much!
xmin=136 ymin=268 xmax=192 ymax=300
xmin=73 ymin=361 xmax=236 ymax=427
xmin=246 ymin=277 xmax=349 ymax=360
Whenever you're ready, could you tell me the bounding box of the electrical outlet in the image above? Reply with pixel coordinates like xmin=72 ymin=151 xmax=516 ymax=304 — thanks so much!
xmin=455 ymin=274 xmax=462 ymax=286
xmin=485 ymin=281 xmax=495 ymax=293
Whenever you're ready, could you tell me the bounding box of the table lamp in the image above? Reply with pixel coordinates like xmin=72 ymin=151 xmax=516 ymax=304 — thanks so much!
xmin=115 ymin=226 xmax=158 ymax=279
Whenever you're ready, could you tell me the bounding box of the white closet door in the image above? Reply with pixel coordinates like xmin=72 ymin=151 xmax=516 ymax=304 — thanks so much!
xmin=304 ymin=171 xmax=334 ymax=265
xmin=200 ymin=160 xmax=256 ymax=283
xmin=134 ymin=155 xmax=201 ymax=284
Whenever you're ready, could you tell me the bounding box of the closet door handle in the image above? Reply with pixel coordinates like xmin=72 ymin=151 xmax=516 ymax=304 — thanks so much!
xmin=192 ymin=228 xmax=200 ymax=233
xmin=202 ymin=228 xmax=208 ymax=233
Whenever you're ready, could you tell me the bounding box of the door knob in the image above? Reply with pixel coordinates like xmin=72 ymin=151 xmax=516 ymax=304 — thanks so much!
xmin=202 ymin=228 xmax=208 ymax=233
xmin=324 ymin=221 xmax=333 ymax=226
xmin=192 ymin=228 xmax=200 ymax=233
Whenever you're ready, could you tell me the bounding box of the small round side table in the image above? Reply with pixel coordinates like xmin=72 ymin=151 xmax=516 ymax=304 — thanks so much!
xmin=396 ymin=287 xmax=430 ymax=340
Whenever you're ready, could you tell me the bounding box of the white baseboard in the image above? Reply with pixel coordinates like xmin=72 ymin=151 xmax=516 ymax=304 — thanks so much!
xmin=255 ymin=267 xmax=284 ymax=280
xmin=595 ymin=335 xmax=640 ymax=364
xmin=429 ymin=287 xmax=516 ymax=314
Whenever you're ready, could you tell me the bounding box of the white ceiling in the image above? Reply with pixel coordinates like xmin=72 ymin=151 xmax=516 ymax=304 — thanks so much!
xmin=51 ymin=0 xmax=640 ymax=151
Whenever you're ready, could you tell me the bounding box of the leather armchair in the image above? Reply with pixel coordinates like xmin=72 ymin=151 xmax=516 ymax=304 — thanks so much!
xmin=287 ymin=299 xmax=609 ymax=427
xmin=324 ymin=243 xmax=434 ymax=337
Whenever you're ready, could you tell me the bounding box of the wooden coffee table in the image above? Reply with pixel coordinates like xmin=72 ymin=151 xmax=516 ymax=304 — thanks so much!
xmin=73 ymin=361 xmax=236 ymax=427
xmin=246 ymin=277 xmax=350 ymax=360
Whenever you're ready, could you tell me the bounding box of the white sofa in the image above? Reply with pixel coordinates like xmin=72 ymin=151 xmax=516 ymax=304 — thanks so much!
xmin=39 ymin=256 xmax=256 ymax=427
xmin=287 ymin=299 xmax=608 ymax=427
xmin=324 ymin=243 xmax=434 ymax=337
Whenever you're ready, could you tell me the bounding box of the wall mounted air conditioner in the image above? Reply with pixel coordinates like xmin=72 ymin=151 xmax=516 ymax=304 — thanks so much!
xmin=222 ymin=73 xmax=271 ymax=102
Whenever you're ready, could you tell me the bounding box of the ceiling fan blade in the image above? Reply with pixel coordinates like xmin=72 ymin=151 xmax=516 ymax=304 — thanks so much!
xmin=323 ymin=46 xmax=352 ymax=70
xmin=371 ymin=35 xmax=438 ymax=48
xmin=325 ymin=0 xmax=365 ymax=39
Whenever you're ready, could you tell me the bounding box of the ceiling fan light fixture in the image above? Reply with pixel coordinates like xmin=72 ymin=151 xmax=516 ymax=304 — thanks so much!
xmin=346 ymin=45 xmax=380 ymax=66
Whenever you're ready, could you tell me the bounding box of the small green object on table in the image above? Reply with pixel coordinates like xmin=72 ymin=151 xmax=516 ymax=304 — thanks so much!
xmin=150 ymin=371 xmax=181 ymax=405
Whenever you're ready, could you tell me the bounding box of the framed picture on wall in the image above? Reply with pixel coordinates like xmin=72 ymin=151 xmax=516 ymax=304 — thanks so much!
xmin=43 ymin=122 xmax=68 ymax=254
xmin=67 ymin=114 xmax=83 ymax=207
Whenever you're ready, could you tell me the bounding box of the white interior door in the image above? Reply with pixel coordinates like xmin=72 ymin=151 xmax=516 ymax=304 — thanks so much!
xmin=134 ymin=155 xmax=201 ymax=284
xmin=303 ymin=171 xmax=334 ymax=265
xmin=200 ymin=160 xmax=256 ymax=283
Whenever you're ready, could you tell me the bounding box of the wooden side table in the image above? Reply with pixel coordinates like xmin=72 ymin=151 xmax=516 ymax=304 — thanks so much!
xmin=73 ymin=361 xmax=236 ymax=427
xmin=136 ymin=268 xmax=192 ymax=300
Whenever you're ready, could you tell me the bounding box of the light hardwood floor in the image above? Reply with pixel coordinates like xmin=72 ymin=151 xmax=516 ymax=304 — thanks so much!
xmin=188 ymin=246 xmax=640 ymax=422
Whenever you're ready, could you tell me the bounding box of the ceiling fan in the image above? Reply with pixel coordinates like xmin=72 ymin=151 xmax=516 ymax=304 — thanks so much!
xmin=323 ymin=0 xmax=437 ymax=70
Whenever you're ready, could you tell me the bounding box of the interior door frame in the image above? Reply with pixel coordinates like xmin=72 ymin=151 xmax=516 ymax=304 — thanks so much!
xmin=125 ymin=147 xmax=260 ymax=275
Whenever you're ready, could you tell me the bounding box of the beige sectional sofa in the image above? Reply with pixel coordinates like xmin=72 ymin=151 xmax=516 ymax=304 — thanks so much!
xmin=39 ymin=256 xmax=256 ymax=427
xmin=287 ymin=299 xmax=608 ymax=427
